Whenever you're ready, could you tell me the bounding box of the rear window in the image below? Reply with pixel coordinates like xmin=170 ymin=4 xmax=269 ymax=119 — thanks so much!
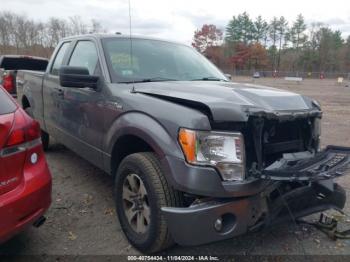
xmin=0 ymin=57 xmax=48 ymax=71
xmin=0 ymin=88 xmax=16 ymax=115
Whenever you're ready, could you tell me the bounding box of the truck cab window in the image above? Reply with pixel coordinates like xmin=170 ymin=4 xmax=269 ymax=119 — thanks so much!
xmin=69 ymin=41 xmax=99 ymax=75
xmin=51 ymin=42 xmax=70 ymax=75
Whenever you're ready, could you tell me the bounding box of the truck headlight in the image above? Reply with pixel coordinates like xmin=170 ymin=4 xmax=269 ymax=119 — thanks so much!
xmin=178 ymin=128 xmax=245 ymax=181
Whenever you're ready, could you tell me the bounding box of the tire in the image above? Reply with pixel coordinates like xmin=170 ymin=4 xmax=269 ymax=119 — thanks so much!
xmin=24 ymin=107 xmax=50 ymax=151
xmin=115 ymin=152 xmax=182 ymax=253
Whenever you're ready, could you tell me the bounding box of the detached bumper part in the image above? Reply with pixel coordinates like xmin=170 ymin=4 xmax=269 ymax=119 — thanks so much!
xmin=162 ymin=182 xmax=346 ymax=246
xmin=266 ymin=182 xmax=346 ymax=226
xmin=260 ymin=146 xmax=350 ymax=181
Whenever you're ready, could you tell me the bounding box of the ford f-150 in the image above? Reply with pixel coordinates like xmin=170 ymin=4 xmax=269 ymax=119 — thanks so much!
xmin=16 ymin=34 xmax=350 ymax=253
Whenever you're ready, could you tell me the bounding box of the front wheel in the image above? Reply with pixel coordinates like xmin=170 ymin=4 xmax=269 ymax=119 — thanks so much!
xmin=115 ymin=152 xmax=182 ymax=253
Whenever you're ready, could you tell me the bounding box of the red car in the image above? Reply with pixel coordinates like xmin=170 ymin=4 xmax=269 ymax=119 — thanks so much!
xmin=0 ymin=86 xmax=51 ymax=243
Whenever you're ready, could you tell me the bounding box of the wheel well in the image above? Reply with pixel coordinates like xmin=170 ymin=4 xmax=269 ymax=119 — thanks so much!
xmin=111 ymin=135 xmax=154 ymax=176
xmin=22 ymin=96 xmax=30 ymax=109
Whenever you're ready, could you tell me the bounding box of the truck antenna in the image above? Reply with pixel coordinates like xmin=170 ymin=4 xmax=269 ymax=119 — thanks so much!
xmin=128 ymin=0 xmax=136 ymax=92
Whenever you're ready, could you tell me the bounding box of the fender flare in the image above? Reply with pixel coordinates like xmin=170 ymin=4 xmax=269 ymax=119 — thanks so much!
xmin=105 ymin=111 xmax=184 ymax=161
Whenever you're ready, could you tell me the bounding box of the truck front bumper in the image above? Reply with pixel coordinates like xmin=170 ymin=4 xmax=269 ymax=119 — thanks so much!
xmin=162 ymin=181 xmax=346 ymax=246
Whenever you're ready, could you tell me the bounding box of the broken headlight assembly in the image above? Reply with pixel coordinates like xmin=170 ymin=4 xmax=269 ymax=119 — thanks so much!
xmin=178 ymin=128 xmax=245 ymax=181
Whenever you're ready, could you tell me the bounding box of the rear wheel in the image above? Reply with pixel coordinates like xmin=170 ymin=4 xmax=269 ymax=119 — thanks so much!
xmin=115 ymin=152 xmax=182 ymax=253
xmin=24 ymin=107 xmax=49 ymax=151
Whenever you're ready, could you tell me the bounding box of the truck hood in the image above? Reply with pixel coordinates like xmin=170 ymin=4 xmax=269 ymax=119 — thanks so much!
xmin=134 ymin=81 xmax=321 ymax=122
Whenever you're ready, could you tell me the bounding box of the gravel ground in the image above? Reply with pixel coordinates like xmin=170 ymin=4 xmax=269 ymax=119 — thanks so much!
xmin=1 ymin=77 xmax=350 ymax=259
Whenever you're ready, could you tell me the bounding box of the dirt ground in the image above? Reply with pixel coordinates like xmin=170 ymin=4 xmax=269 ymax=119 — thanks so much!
xmin=1 ymin=77 xmax=350 ymax=258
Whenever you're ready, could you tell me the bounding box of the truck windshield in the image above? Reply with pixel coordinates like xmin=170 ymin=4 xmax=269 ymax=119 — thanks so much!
xmin=102 ymin=38 xmax=227 ymax=83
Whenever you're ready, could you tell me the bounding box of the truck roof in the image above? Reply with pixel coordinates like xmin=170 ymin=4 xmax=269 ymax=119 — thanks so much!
xmin=61 ymin=33 xmax=188 ymax=46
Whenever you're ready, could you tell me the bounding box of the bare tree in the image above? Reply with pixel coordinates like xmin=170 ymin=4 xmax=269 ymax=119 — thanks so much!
xmin=69 ymin=16 xmax=88 ymax=35
xmin=90 ymin=19 xmax=105 ymax=33
xmin=0 ymin=11 xmax=107 ymax=57
xmin=0 ymin=12 xmax=12 ymax=52
xmin=47 ymin=17 xmax=69 ymax=48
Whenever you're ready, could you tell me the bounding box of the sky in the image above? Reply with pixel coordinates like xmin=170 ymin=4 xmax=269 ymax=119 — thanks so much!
xmin=1 ymin=0 xmax=350 ymax=44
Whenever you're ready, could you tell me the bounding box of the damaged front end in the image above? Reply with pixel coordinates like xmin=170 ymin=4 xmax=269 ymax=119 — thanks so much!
xmin=246 ymin=109 xmax=322 ymax=175
xmin=242 ymin=109 xmax=350 ymax=233
xmin=244 ymin=109 xmax=350 ymax=182
xmin=162 ymin=180 xmax=346 ymax=246
xmin=137 ymin=81 xmax=350 ymax=246
xmin=163 ymin=109 xmax=350 ymax=246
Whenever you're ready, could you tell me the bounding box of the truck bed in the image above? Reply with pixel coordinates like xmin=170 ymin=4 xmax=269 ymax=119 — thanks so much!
xmin=0 ymin=55 xmax=48 ymax=97
xmin=16 ymin=70 xmax=46 ymax=128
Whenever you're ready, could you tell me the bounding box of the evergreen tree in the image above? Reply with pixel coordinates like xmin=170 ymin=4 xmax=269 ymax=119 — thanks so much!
xmin=277 ymin=16 xmax=288 ymax=71
xmin=269 ymin=17 xmax=279 ymax=70
xmin=253 ymin=16 xmax=269 ymax=45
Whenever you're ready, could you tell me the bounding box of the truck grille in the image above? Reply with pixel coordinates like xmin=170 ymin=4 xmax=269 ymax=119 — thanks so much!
xmin=211 ymin=116 xmax=319 ymax=173
xmin=245 ymin=117 xmax=318 ymax=171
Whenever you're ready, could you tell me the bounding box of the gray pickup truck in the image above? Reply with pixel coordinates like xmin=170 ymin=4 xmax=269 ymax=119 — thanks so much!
xmin=16 ymin=34 xmax=350 ymax=253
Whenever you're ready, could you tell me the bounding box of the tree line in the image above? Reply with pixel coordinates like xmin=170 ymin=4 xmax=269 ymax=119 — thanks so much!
xmin=0 ymin=11 xmax=105 ymax=58
xmin=192 ymin=13 xmax=350 ymax=75
xmin=0 ymin=11 xmax=349 ymax=75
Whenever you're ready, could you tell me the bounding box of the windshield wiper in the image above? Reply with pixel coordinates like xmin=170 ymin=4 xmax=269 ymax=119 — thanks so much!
xmin=190 ymin=76 xmax=228 ymax=82
xmin=119 ymin=77 xmax=178 ymax=83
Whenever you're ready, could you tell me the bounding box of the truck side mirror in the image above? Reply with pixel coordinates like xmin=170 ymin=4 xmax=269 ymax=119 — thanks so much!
xmin=224 ymin=74 xmax=232 ymax=81
xmin=59 ymin=66 xmax=99 ymax=89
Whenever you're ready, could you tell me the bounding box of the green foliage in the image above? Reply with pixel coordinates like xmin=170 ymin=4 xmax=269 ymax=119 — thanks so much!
xmin=289 ymin=14 xmax=307 ymax=49
xmin=316 ymin=27 xmax=344 ymax=71
xmin=202 ymin=12 xmax=350 ymax=73
xmin=269 ymin=17 xmax=280 ymax=47
xmin=253 ymin=16 xmax=269 ymax=45
xmin=225 ymin=12 xmax=254 ymax=44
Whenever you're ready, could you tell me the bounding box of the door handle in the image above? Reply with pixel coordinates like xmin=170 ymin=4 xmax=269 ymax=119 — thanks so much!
xmin=54 ymin=87 xmax=64 ymax=97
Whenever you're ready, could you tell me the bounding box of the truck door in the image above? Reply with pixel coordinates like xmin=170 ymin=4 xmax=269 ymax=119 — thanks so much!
xmin=43 ymin=41 xmax=71 ymax=140
xmin=57 ymin=40 xmax=105 ymax=169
